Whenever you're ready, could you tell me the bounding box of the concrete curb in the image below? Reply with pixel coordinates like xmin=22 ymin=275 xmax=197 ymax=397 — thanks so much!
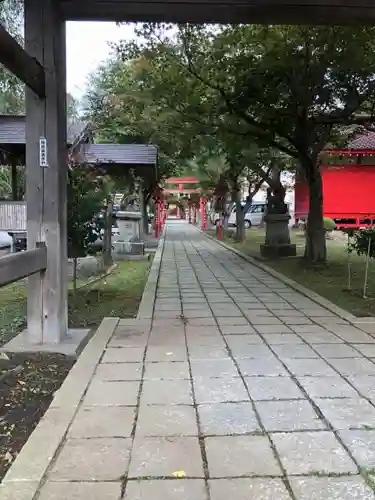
xmin=136 ymin=231 xmax=165 ymax=321
xmin=0 ymin=316 xmax=120 ymax=500
xmin=200 ymin=228 xmax=365 ymax=325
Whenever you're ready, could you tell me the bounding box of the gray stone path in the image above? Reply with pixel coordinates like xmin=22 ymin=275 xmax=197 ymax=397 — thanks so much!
xmin=11 ymin=221 xmax=375 ymax=499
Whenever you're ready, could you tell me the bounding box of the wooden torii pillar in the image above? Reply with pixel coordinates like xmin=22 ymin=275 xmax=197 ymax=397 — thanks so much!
xmin=0 ymin=0 xmax=68 ymax=346
xmin=25 ymin=0 xmax=68 ymax=344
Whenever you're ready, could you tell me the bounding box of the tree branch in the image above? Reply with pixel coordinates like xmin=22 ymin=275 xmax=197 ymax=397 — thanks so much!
xmin=311 ymin=114 xmax=375 ymax=125
xmin=179 ymin=33 xmax=299 ymax=159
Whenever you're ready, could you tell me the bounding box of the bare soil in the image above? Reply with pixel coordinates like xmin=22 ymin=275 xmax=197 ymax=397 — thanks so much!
xmin=0 ymin=353 xmax=74 ymax=480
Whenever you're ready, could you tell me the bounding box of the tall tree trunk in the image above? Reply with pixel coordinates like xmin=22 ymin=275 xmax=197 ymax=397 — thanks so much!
xmin=222 ymin=193 xmax=230 ymax=229
xmin=103 ymin=201 xmax=113 ymax=268
xmin=73 ymin=257 xmax=78 ymax=293
xmin=303 ymin=159 xmax=326 ymax=263
xmin=235 ymin=198 xmax=245 ymax=242
xmin=140 ymin=189 xmax=149 ymax=235
xmin=231 ymin=177 xmax=245 ymax=243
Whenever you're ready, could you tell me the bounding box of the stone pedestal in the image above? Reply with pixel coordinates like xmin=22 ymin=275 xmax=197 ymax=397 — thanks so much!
xmin=260 ymin=214 xmax=296 ymax=258
xmin=113 ymin=211 xmax=144 ymax=257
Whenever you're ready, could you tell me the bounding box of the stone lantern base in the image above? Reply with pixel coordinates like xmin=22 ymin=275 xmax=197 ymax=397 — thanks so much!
xmin=260 ymin=214 xmax=297 ymax=258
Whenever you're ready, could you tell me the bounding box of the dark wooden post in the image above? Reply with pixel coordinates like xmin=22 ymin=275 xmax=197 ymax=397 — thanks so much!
xmin=25 ymin=0 xmax=68 ymax=344
xmin=139 ymin=183 xmax=149 ymax=236
xmin=103 ymin=200 xmax=113 ymax=268
xmin=11 ymin=160 xmax=18 ymax=201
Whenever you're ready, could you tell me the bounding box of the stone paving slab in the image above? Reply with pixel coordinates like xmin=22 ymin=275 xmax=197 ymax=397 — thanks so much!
xmin=316 ymin=397 xmax=375 ymax=430
xmin=136 ymin=404 xmax=198 ymax=436
xmin=49 ymin=438 xmax=132 ymax=481
xmin=143 ymin=361 xmax=190 ymax=379
xmin=245 ymin=376 xmax=305 ymax=401
xmin=6 ymin=222 xmax=375 ymax=500
xmin=0 ymin=482 xmax=40 ymax=500
xmin=145 ymin=346 xmax=188 ymax=361
xmin=94 ymin=362 xmax=143 ymax=381
xmin=205 ymin=435 xmax=282 ymax=477
xmin=190 ymin=359 xmax=238 ymax=378
xmin=297 ymin=376 xmax=359 ymax=399
xmin=208 ymin=478 xmax=292 ymax=500
xmin=237 ymin=357 xmax=288 ymax=376
xmin=198 ymin=402 xmax=260 ymax=435
xmin=340 ymin=429 xmax=375 ymax=467
xmin=188 ymin=345 xmax=229 ymax=359
xmin=38 ymin=482 xmax=121 ymax=500
xmin=128 ymin=436 xmax=204 ymax=478
xmin=282 ymin=358 xmax=338 ymax=377
xmin=255 ymin=400 xmax=326 ymax=432
xmin=68 ymin=406 xmax=136 ymax=438
xmin=193 ymin=377 xmax=250 ymax=404
xmin=102 ymin=347 xmax=145 ymax=363
xmin=289 ymin=476 xmax=375 ymax=499
xmin=141 ymin=379 xmax=193 ymax=405
xmin=83 ymin=380 xmax=140 ymax=406
xmin=272 ymin=431 xmax=358 ymax=475
xmin=124 ymin=479 xmax=207 ymax=499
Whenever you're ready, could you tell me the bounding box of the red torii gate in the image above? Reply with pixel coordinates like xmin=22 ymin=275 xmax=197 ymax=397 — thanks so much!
xmin=151 ymin=177 xmax=208 ymax=235
xmin=165 ymin=176 xmax=208 ymax=227
xmin=165 ymin=176 xmax=199 ymax=217
xmin=152 ymin=176 xmax=230 ymax=238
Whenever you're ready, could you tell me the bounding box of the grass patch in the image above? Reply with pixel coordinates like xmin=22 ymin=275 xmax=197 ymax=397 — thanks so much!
xmin=0 ymin=282 xmax=27 ymax=347
xmin=0 ymin=259 xmax=152 ymax=347
xmin=69 ymin=260 xmax=152 ymax=328
xmin=210 ymin=227 xmax=375 ymax=317
xmin=360 ymin=468 xmax=375 ymax=492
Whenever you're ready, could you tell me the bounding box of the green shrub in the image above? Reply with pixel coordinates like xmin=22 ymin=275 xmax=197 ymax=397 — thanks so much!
xmin=323 ymin=217 xmax=336 ymax=232
xmin=350 ymin=228 xmax=375 ymax=259
xmin=299 ymin=217 xmax=336 ymax=232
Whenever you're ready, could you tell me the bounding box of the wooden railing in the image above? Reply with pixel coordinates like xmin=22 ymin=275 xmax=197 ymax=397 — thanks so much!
xmin=0 ymin=243 xmax=47 ymax=287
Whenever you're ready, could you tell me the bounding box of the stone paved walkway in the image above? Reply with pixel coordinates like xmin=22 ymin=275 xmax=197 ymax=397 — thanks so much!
xmin=8 ymin=221 xmax=375 ymax=499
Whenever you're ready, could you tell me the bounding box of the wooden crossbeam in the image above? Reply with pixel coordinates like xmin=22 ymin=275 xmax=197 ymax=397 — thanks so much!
xmin=164 ymin=188 xmax=201 ymax=194
xmin=0 ymin=24 xmax=45 ymax=98
xmin=60 ymin=0 xmax=375 ymax=25
xmin=0 ymin=243 xmax=47 ymax=287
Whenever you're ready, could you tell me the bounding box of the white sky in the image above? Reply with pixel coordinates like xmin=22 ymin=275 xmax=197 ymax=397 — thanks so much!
xmin=66 ymin=22 xmax=136 ymax=99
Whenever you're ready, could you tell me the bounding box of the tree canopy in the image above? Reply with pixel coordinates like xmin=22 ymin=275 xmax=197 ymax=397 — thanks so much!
xmin=0 ymin=0 xmax=25 ymax=114
xmin=86 ymin=22 xmax=375 ymax=260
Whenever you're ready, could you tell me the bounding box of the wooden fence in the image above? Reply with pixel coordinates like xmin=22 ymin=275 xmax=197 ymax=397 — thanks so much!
xmin=0 ymin=201 xmax=26 ymax=232
xmin=0 ymin=243 xmax=47 ymax=287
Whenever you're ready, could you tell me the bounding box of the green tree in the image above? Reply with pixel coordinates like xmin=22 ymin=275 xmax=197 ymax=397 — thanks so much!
xmin=0 ymin=0 xmax=25 ymax=114
xmin=67 ymin=93 xmax=80 ymax=122
xmin=115 ymin=24 xmax=375 ymax=262
xmin=111 ymin=27 xmax=289 ymax=241
xmin=84 ymin=58 xmax=190 ymax=232
xmin=176 ymin=25 xmax=375 ymax=261
xmin=183 ymin=155 xmax=228 ymax=194
xmin=67 ymin=164 xmax=108 ymax=291
xmin=0 ymin=165 xmax=25 ymax=200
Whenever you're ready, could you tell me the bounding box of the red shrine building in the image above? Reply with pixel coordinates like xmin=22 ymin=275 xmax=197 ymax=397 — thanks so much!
xmin=295 ymin=132 xmax=375 ymax=229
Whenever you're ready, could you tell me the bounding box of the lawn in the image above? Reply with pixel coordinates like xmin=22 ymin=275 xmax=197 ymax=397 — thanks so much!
xmin=211 ymin=227 xmax=375 ymax=318
xmin=0 ymin=259 xmax=152 ymax=481
xmin=0 ymin=259 xmax=152 ymax=347
xmin=68 ymin=259 xmax=152 ymax=329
